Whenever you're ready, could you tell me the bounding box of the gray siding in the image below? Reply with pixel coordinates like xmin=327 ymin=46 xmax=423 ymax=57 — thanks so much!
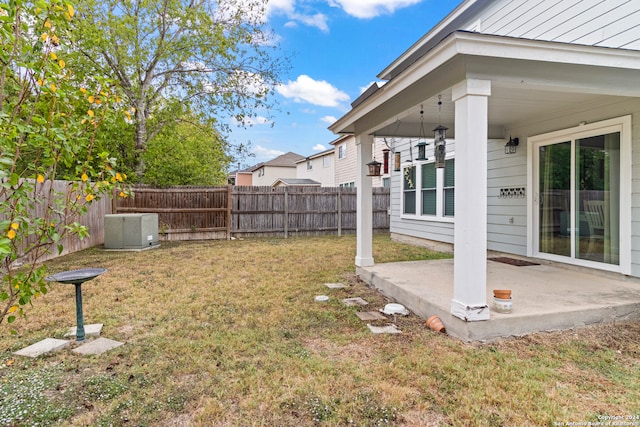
xmin=469 ymin=0 xmax=640 ymax=50
xmin=390 ymin=98 xmax=640 ymax=277
xmin=487 ymin=140 xmax=528 ymax=255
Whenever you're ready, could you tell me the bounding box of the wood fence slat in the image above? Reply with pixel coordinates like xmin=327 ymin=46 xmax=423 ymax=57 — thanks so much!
xmin=113 ymin=185 xmax=389 ymax=241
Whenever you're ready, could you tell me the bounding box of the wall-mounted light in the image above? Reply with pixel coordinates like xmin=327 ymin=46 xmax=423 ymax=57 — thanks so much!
xmin=504 ymin=136 xmax=519 ymax=154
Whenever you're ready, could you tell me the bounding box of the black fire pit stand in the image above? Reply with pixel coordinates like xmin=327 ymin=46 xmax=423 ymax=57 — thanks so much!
xmin=46 ymin=268 xmax=107 ymax=342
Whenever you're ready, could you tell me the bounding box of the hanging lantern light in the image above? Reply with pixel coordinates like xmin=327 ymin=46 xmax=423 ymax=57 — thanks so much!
xmin=416 ymin=106 xmax=427 ymax=161
xmin=433 ymin=125 xmax=447 ymax=168
xmin=366 ymin=139 xmax=382 ymax=176
xmin=433 ymin=95 xmax=447 ymax=168
xmin=367 ymin=159 xmax=382 ymax=176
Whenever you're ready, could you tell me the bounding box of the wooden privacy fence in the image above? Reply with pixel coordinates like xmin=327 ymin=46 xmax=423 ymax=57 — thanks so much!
xmin=115 ymin=185 xmax=390 ymax=240
xmin=0 ymin=179 xmax=112 ymax=263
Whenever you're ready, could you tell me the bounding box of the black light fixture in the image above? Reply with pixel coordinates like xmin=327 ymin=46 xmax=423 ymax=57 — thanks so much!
xmin=433 ymin=95 xmax=447 ymax=168
xmin=416 ymin=105 xmax=427 ymax=161
xmin=505 ymin=135 xmax=519 ymax=154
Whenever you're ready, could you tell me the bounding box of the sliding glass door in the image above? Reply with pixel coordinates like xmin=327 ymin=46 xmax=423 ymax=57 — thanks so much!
xmin=536 ymin=131 xmax=620 ymax=266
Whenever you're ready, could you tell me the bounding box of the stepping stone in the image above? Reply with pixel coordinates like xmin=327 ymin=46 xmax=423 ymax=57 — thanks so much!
xmin=14 ymin=338 xmax=70 ymax=358
xmin=64 ymin=323 xmax=104 ymax=338
xmin=342 ymin=297 xmax=368 ymax=306
xmin=72 ymin=338 xmax=124 ymax=356
xmin=325 ymin=283 xmax=347 ymax=289
xmin=356 ymin=311 xmax=386 ymax=321
xmin=367 ymin=324 xmax=402 ymax=334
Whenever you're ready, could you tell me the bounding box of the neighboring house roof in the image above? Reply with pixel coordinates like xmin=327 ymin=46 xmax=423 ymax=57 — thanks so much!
xmin=272 ymin=178 xmax=321 ymax=187
xmin=259 ymin=152 xmax=304 ymax=168
xmin=295 ymin=148 xmax=334 ymax=164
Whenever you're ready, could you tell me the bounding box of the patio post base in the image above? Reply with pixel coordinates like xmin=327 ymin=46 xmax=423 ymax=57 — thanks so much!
xmin=451 ymin=299 xmax=490 ymax=322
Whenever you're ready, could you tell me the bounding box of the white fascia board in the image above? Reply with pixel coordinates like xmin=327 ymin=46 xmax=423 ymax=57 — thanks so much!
xmin=454 ymin=32 xmax=640 ymax=70
xmin=330 ymin=32 xmax=640 ymax=135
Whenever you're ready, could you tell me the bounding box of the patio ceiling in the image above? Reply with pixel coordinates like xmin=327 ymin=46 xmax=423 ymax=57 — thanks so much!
xmin=331 ymin=32 xmax=640 ymax=140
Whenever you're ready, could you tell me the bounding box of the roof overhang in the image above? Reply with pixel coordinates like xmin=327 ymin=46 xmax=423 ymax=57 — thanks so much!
xmin=330 ymin=31 xmax=640 ymax=139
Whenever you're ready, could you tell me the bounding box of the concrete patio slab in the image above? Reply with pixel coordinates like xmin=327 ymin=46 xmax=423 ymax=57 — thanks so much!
xmin=358 ymin=258 xmax=640 ymax=342
xmin=367 ymin=324 xmax=402 ymax=334
xmin=14 ymin=338 xmax=70 ymax=358
xmin=342 ymin=297 xmax=368 ymax=306
xmin=72 ymin=338 xmax=124 ymax=356
xmin=64 ymin=323 xmax=103 ymax=338
xmin=325 ymin=282 xmax=347 ymax=289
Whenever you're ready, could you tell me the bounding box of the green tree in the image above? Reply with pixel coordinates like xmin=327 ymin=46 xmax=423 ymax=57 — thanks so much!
xmin=0 ymin=0 xmax=128 ymax=325
xmin=143 ymin=109 xmax=230 ymax=187
xmin=71 ymin=0 xmax=287 ymax=177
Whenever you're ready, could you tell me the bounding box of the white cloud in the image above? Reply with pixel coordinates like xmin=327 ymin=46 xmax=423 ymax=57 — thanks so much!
xmin=291 ymin=12 xmax=329 ymax=32
xmin=253 ymin=145 xmax=285 ymax=161
xmin=313 ymin=144 xmax=326 ymax=151
xmin=231 ymin=115 xmax=271 ymax=126
xmin=328 ymin=0 xmax=423 ymax=19
xmin=266 ymin=0 xmax=329 ymax=32
xmin=320 ymin=115 xmax=337 ymax=125
xmin=276 ymin=75 xmax=350 ymax=107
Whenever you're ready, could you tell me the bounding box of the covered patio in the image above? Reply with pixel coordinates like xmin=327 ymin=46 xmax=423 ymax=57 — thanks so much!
xmin=329 ymin=28 xmax=640 ymax=339
xmin=358 ymin=256 xmax=640 ymax=342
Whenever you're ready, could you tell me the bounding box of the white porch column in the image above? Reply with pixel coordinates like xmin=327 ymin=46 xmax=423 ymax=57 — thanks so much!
xmin=451 ymin=79 xmax=491 ymax=321
xmin=355 ymin=133 xmax=374 ymax=267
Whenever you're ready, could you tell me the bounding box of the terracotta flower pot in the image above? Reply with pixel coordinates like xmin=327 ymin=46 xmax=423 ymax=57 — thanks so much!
xmin=426 ymin=315 xmax=446 ymax=333
xmin=493 ymin=289 xmax=512 ymax=299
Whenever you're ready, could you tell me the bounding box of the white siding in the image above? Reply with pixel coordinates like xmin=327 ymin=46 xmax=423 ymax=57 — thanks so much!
xmin=467 ymin=0 xmax=640 ymax=50
xmin=252 ymin=166 xmax=297 ymax=186
xmin=295 ymin=153 xmax=335 ymax=186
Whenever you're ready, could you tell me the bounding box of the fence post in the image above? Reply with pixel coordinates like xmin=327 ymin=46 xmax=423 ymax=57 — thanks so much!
xmin=283 ymin=187 xmax=288 ymax=239
xmin=337 ymin=188 xmax=342 ymax=236
xmin=226 ymin=185 xmax=232 ymax=240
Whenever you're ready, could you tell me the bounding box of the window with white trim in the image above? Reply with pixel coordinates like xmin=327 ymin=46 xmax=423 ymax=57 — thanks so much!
xmin=338 ymin=144 xmax=346 ymax=159
xmin=401 ymin=157 xmax=455 ymax=219
xmin=306 ymin=160 xmax=313 ymax=170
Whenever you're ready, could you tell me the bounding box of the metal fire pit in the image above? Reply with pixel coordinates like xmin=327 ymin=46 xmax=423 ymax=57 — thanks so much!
xmin=46 ymin=268 xmax=107 ymax=342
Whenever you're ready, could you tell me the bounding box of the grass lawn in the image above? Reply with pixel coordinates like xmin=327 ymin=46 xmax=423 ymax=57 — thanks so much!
xmin=1 ymin=234 xmax=639 ymax=426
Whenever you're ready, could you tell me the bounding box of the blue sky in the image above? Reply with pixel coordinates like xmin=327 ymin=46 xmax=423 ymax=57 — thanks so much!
xmin=228 ymin=0 xmax=460 ymax=166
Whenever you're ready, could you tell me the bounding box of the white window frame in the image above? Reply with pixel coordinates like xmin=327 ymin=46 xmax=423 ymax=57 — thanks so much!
xmin=338 ymin=144 xmax=346 ymax=159
xmin=400 ymin=154 xmax=455 ymax=223
xmin=306 ymin=160 xmax=313 ymax=170
xmin=323 ymin=156 xmax=331 ymax=168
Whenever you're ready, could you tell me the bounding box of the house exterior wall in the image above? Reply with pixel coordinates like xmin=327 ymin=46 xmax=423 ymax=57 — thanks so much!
xmin=236 ymin=173 xmax=252 ymax=186
xmin=464 ymin=0 xmax=640 ymax=50
xmin=296 ymin=153 xmax=335 ymax=186
xmin=391 ymin=97 xmax=640 ymax=276
xmin=252 ymin=166 xmax=297 ymax=186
